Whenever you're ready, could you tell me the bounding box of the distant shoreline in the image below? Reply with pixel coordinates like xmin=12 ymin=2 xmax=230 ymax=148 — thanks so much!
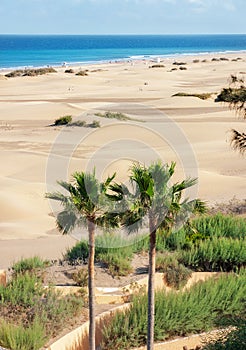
xmin=1 ymin=50 xmax=246 ymax=73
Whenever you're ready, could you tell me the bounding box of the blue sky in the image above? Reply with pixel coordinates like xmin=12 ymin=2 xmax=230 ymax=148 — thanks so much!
xmin=0 ymin=0 xmax=245 ymax=35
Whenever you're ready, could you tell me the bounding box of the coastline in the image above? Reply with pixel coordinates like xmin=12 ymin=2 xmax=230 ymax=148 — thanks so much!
xmin=1 ymin=49 xmax=246 ymax=73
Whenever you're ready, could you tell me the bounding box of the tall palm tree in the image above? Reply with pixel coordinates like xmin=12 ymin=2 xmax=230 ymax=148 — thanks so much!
xmin=46 ymin=170 xmax=118 ymax=350
xmin=109 ymin=161 xmax=205 ymax=350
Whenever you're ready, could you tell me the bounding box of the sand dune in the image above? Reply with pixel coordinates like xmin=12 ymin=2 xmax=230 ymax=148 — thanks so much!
xmin=0 ymin=52 xmax=245 ymax=265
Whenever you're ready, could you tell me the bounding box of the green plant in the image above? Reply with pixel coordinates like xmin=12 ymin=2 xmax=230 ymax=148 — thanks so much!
xmin=149 ymin=64 xmax=165 ymax=68
xmin=76 ymin=70 xmax=88 ymax=76
xmin=68 ymin=120 xmax=87 ymax=127
xmin=97 ymin=253 xmax=132 ymax=277
xmin=72 ymin=268 xmax=88 ymax=287
xmin=88 ymin=120 xmax=101 ymax=128
xmin=172 ymin=92 xmax=212 ymax=100
xmin=65 ymin=240 xmax=89 ymax=264
xmin=65 ymin=69 xmax=74 ymax=73
xmin=5 ymin=67 xmax=56 ymax=78
xmin=95 ymin=111 xmax=130 ymax=121
xmin=11 ymin=256 xmax=49 ymax=276
xmin=0 ymin=318 xmax=46 ymax=350
xmin=101 ymin=271 xmax=246 ymax=349
xmin=155 ymin=252 xmax=179 ymax=272
xmin=54 ymin=115 xmax=72 ymax=126
xmin=179 ymin=237 xmax=246 ymax=272
xmin=164 ymin=264 xmax=192 ymax=289
xmin=0 ymin=273 xmax=43 ymax=307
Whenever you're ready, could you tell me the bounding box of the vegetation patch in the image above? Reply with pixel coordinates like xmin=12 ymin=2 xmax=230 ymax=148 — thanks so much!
xmin=172 ymin=92 xmax=212 ymax=100
xmin=95 ymin=111 xmax=144 ymax=122
xmin=64 ymin=68 xmax=74 ymax=73
xmin=54 ymin=115 xmax=72 ymax=125
xmin=101 ymin=270 xmax=246 ymax=349
xmin=0 ymin=258 xmax=85 ymax=350
xmin=173 ymin=61 xmax=187 ymax=65
xmin=149 ymin=64 xmax=165 ymax=68
xmin=75 ymin=70 xmax=88 ymax=76
xmin=5 ymin=67 xmax=57 ymax=78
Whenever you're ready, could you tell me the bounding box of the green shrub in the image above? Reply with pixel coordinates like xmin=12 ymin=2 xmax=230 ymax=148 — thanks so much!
xmin=98 ymin=253 xmax=133 ymax=277
xmin=101 ymin=271 xmax=246 ymax=349
xmin=72 ymin=268 xmax=88 ymax=287
xmin=0 ymin=318 xmax=46 ymax=350
xmin=88 ymin=120 xmax=101 ymax=128
xmin=5 ymin=67 xmax=56 ymax=78
xmin=0 ymin=273 xmax=43 ymax=307
xmin=172 ymin=92 xmax=212 ymax=100
xmin=68 ymin=120 xmax=86 ymax=127
xmin=155 ymin=252 xmax=179 ymax=271
xmin=190 ymin=214 xmax=246 ymax=239
xmin=0 ymin=267 xmax=85 ymax=347
xmin=164 ymin=264 xmax=192 ymax=289
xmin=179 ymin=237 xmax=246 ymax=271
xmin=76 ymin=70 xmax=88 ymax=76
xmin=64 ymin=69 xmax=74 ymax=73
xmin=11 ymin=256 xmax=48 ymax=275
xmin=54 ymin=115 xmax=72 ymax=126
xmin=95 ymin=111 xmax=130 ymax=121
xmin=156 ymin=253 xmax=192 ymax=289
xmin=149 ymin=64 xmax=165 ymax=68
xmin=216 ymin=87 xmax=246 ymax=103
xmin=65 ymin=240 xmax=89 ymax=264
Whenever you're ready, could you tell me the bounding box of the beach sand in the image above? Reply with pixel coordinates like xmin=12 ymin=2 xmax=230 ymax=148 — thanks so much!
xmin=0 ymin=52 xmax=245 ymax=268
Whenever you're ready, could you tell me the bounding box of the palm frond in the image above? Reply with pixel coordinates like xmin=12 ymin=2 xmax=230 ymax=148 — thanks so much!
xmin=231 ymin=129 xmax=246 ymax=154
xmin=56 ymin=209 xmax=78 ymax=234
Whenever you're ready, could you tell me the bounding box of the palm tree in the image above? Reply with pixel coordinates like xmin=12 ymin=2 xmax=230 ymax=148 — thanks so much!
xmin=216 ymin=75 xmax=246 ymax=154
xmin=109 ymin=161 xmax=205 ymax=350
xmin=46 ymin=170 xmax=118 ymax=350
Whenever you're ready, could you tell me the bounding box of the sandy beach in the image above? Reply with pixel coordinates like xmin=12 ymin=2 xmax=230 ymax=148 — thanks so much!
xmin=0 ymin=52 xmax=245 ymax=268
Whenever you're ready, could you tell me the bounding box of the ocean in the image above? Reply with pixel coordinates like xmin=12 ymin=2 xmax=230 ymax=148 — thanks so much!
xmin=0 ymin=34 xmax=246 ymax=70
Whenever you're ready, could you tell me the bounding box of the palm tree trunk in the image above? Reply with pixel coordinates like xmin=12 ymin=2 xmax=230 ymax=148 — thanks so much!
xmin=88 ymin=219 xmax=96 ymax=350
xmin=147 ymin=215 xmax=156 ymax=350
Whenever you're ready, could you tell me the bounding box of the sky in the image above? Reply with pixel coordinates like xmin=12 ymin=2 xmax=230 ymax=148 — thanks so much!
xmin=0 ymin=0 xmax=245 ymax=35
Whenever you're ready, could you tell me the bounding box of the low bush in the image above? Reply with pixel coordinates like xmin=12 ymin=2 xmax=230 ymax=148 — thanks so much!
xmin=95 ymin=111 xmax=130 ymax=121
xmin=172 ymin=92 xmax=212 ymax=100
xmin=54 ymin=115 xmax=72 ymax=125
xmin=76 ymin=70 xmax=88 ymax=76
xmin=98 ymin=253 xmax=132 ymax=277
xmin=156 ymin=253 xmax=191 ymax=289
xmin=149 ymin=64 xmax=165 ymax=68
xmin=5 ymin=67 xmax=56 ymax=78
xmin=179 ymin=237 xmax=246 ymax=272
xmin=0 ymin=272 xmax=43 ymax=307
xmin=0 ymin=318 xmax=46 ymax=350
xmin=68 ymin=120 xmax=86 ymax=127
xmin=155 ymin=252 xmax=179 ymax=271
xmin=64 ymin=69 xmax=74 ymax=73
xmin=164 ymin=264 xmax=192 ymax=289
xmin=88 ymin=120 xmax=101 ymax=128
xmin=65 ymin=240 xmax=89 ymax=264
xmin=0 ymin=264 xmax=85 ymax=350
xmin=101 ymin=270 xmax=246 ymax=349
xmin=11 ymin=256 xmax=49 ymax=276
xmin=72 ymin=268 xmax=88 ymax=287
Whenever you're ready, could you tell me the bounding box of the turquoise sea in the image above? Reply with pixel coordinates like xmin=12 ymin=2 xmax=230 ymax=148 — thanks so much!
xmin=0 ymin=34 xmax=246 ymax=69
